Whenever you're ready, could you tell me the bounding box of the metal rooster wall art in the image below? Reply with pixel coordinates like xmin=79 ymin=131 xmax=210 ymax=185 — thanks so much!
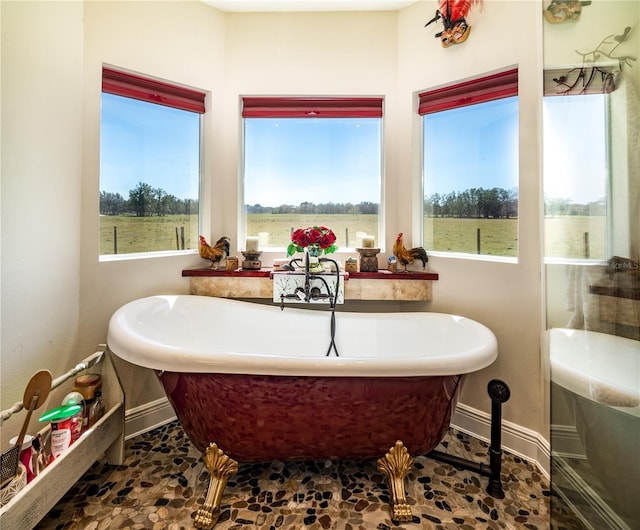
xmin=425 ymin=0 xmax=484 ymax=48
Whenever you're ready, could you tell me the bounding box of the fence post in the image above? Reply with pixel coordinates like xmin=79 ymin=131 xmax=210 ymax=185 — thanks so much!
xmin=175 ymin=227 xmax=180 ymax=250
xmin=584 ymin=232 xmax=590 ymax=259
xmin=181 ymin=227 xmax=185 ymax=250
xmin=477 ymin=228 xmax=481 ymax=254
xmin=345 ymin=228 xmax=349 ymax=248
xmin=113 ymin=226 xmax=118 ymax=255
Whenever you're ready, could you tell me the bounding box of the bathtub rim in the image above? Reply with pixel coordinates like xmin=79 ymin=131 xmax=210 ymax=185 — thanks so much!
xmin=107 ymin=294 xmax=498 ymax=377
xmin=548 ymin=327 xmax=640 ymax=418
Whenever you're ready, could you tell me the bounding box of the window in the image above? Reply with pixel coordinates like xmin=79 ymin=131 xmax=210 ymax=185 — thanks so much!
xmin=99 ymin=67 xmax=205 ymax=257
xmin=543 ymin=95 xmax=609 ymax=260
xmin=542 ymin=65 xmax=619 ymax=261
xmin=420 ymin=68 xmax=519 ymax=258
xmin=241 ymin=97 xmax=383 ymax=251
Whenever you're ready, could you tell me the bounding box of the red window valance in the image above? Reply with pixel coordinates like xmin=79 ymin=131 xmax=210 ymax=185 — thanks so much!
xmin=418 ymin=68 xmax=518 ymax=115
xmin=102 ymin=66 xmax=206 ymax=114
xmin=242 ymin=97 xmax=383 ymax=118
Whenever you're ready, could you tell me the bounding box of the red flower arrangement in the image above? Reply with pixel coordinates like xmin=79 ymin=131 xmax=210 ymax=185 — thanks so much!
xmin=287 ymin=225 xmax=338 ymax=257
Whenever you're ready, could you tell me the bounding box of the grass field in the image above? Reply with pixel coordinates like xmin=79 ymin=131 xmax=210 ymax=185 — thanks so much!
xmin=100 ymin=213 xmax=606 ymax=259
xmin=543 ymin=215 xmax=605 ymax=259
xmin=424 ymin=217 xmax=518 ymax=257
xmin=100 ymin=214 xmax=199 ymax=255
xmin=246 ymin=214 xmax=379 ymax=249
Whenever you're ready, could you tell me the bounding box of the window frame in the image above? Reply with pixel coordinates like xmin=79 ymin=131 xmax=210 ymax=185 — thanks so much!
xmin=239 ymin=95 xmax=385 ymax=253
xmin=418 ymin=67 xmax=520 ymax=262
xmin=99 ymin=66 xmax=206 ymax=260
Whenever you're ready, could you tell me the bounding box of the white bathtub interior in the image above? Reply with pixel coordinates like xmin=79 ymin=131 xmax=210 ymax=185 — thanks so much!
xmin=550 ymin=328 xmax=640 ymax=415
xmin=107 ymin=294 xmax=498 ymax=377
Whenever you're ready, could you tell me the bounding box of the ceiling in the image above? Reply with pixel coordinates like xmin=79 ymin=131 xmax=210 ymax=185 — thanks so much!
xmin=201 ymin=0 xmax=418 ymax=12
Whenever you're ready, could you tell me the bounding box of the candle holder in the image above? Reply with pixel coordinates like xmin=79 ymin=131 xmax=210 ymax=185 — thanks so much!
xmin=241 ymin=251 xmax=262 ymax=270
xmin=356 ymin=247 xmax=380 ymax=272
xmin=344 ymin=258 xmax=358 ymax=273
xmin=225 ymin=256 xmax=239 ymax=271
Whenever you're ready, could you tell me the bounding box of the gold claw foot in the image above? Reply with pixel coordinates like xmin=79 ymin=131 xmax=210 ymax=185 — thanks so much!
xmin=377 ymin=440 xmax=414 ymax=523
xmin=194 ymin=442 xmax=239 ymax=530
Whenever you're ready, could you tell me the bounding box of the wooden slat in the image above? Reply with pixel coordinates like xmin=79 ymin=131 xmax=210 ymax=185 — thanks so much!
xmin=0 ymin=404 xmax=124 ymax=529
xmin=0 ymin=352 xmax=125 ymax=529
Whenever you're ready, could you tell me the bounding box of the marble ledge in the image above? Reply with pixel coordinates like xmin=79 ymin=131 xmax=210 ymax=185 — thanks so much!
xmin=182 ymin=268 xmax=438 ymax=301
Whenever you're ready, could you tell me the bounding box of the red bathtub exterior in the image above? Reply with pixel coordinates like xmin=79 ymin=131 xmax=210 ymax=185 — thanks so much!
xmin=158 ymin=372 xmax=463 ymax=461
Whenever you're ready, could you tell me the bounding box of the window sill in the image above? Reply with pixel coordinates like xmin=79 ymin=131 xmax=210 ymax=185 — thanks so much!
xmin=182 ymin=268 xmax=438 ymax=301
xmin=100 ymin=249 xmax=197 ymax=262
xmin=429 ymin=251 xmax=518 ymax=264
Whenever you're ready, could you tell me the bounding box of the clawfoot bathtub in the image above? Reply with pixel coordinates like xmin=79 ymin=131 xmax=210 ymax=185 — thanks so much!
xmin=108 ymin=295 xmax=498 ymax=527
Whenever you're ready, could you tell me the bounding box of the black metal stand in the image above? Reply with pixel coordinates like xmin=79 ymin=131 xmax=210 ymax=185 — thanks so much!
xmin=427 ymin=379 xmax=511 ymax=498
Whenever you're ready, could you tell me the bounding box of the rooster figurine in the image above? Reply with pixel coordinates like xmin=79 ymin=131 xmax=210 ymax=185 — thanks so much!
xmin=393 ymin=233 xmax=428 ymax=273
xmin=199 ymin=235 xmax=230 ymax=269
xmin=425 ymin=0 xmax=483 ymax=47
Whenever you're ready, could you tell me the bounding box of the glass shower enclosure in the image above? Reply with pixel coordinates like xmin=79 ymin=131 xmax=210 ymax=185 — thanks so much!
xmin=543 ymin=2 xmax=639 ymax=529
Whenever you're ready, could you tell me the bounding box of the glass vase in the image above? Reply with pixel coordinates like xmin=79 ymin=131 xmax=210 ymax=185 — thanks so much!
xmin=308 ymin=245 xmax=323 ymax=258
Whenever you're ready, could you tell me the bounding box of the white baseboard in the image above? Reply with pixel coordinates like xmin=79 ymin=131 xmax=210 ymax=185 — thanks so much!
xmin=452 ymin=403 xmax=550 ymax=479
xmin=124 ymin=397 xmax=550 ymax=478
xmin=124 ymin=397 xmax=176 ymax=440
xmin=553 ymin=455 xmax=632 ymax=530
xmin=550 ymin=423 xmax=585 ymax=459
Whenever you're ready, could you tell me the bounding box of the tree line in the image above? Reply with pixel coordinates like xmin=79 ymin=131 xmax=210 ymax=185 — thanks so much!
xmin=424 ymin=188 xmax=604 ymax=219
xmin=544 ymin=196 xmax=606 ymax=217
xmin=100 ymin=182 xmax=198 ymax=217
xmin=101 ymin=181 xmax=602 ymax=219
xmin=425 ymin=187 xmax=518 ymax=219
xmin=248 ymin=188 xmax=518 ymax=218
xmin=246 ymin=201 xmax=379 ymax=215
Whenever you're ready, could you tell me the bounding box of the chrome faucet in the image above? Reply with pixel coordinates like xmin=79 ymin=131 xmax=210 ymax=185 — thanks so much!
xmin=278 ymin=252 xmax=341 ymax=357
xmin=279 ymin=251 xmax=340 ymax=306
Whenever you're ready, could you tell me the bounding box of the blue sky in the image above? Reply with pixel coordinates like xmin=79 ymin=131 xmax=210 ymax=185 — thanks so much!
xmin=100 ymin=93 xmax=200 ymax=200
xmin=243 ymin=118 xmax=382 ymax=206
xmin=101 ymin=93 xmax=607 ymax=207
xmin=423 ymin=97 xmax=519 ymax=198
xmin=543 ymin=94 xmax=608 ymax=204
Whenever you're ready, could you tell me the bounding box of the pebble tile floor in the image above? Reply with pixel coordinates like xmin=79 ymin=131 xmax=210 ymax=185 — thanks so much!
xmin=34 ymin=420 xmax=582 ymax=530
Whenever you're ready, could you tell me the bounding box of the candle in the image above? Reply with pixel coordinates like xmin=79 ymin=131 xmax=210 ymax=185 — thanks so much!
xmin=245 ymin=236 xmax=259 ymax=252
xmin=362 ymin=235 xmax=375 ymax=248
xmin=272 ymin=258 xmax=290 ymax=270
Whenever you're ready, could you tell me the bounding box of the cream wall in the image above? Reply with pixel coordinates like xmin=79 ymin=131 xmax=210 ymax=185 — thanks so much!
xmin=398 ymin=1 xmax=545 ymax=437
xmin=1 ymin=1 xmax=85 ymax=445
xmin=79 ymin=0 xmax=227 ymax=416
xmin=1 ymin=1 xmax=547 ymax=452
xmin=218 ymin=10 xmax=400 ymax=242
xmin=1 ymin=0 xmax=226 ymax=446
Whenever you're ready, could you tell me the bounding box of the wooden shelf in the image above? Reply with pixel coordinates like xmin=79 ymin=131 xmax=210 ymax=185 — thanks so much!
xmin=182 ymin=267 xmax=438 ymax=280
xmin=182 ymin=268 xmax=272 ymax=278
xmin=346 ymin=270 xmax=438 ymax=281
xmin=589 ymin=285 xmax=640 ymax=300
xmin=183 ymin=267 xmax=438 ymax=301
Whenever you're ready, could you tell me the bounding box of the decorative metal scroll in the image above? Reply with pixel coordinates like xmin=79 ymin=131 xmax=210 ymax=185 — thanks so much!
xmin=544 ymin=65 xmax=619 ymax=96
xmin=544 ymin=26 xmax=635 ymax=96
